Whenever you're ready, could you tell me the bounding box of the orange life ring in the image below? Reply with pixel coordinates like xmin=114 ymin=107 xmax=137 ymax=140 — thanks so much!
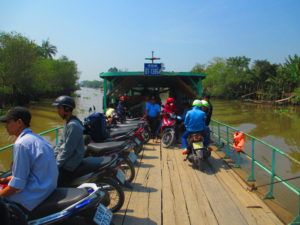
xmin=233 ymin=131 xmax=245 ymax=152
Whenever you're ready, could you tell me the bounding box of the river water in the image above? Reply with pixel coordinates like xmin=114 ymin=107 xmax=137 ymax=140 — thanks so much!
xmin=0 ymin=88 xmax=299 ymax=215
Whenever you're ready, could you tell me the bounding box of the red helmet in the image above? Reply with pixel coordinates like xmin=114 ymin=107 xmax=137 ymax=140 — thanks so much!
xmin=166 ymin=97 xmax=175 ymax=104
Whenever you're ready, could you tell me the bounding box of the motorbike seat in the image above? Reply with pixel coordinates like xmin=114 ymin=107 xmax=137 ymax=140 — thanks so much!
xmin=109 ymin=129 xmax=133 ymax=137
xmin=28 ymin=188 xmax=89 ymax=220
xmin=73 ymin=156 xmax=113 ymax=177
xmin=112 ymin=124 xmax=140 ymax=129
xmin=87 ymin=141 xmax=126 ymax=155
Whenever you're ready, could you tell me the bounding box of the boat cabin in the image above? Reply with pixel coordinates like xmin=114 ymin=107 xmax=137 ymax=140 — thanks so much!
xmin=99 ymin=71 xmax=206 ymax=117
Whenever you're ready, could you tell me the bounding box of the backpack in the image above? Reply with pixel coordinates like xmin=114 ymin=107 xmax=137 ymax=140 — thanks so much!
xmin=83 ymin=113 xmax=107 ymax=142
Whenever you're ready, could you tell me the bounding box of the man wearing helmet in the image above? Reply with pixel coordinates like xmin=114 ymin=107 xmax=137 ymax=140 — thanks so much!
xmin=202 ymin=93 xmax=213 ymax=126
xmin=182 ymin=99 xmax=210 ymax=154
xmin=52 ymin=95 xmax=85 ymax=185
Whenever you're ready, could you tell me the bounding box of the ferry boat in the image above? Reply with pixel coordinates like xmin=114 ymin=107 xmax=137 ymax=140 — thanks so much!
xmin=1 ymin=62 xmax=299 ymax=224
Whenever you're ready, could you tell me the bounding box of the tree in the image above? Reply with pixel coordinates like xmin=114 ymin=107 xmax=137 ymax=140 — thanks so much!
xmin=40 ymin=39 xmax=57 ymax=59
xmin=251 ymin=60 xmax=278 ymax=97
xmin=108 ymin=67 xmax=119 ymax=72
xmin=191 ymin=63 xmax=206 ymax=73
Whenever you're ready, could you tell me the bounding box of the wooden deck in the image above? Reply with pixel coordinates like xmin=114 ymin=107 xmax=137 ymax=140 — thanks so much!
xmin=112 ymin=142 xmax=283 ymax=225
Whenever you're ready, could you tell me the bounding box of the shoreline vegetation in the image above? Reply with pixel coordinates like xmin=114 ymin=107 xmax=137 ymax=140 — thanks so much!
xmin=192 ymin=56 xmax=300 ymax=105
xmin=1 ymin=31 xmax=299 ymax=109
xmin=0 ymin=32 xmax=79 ymax=107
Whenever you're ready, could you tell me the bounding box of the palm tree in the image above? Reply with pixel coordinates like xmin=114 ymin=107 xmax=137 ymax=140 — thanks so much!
xmin=41 ymin=39 xmax=57 ymax=58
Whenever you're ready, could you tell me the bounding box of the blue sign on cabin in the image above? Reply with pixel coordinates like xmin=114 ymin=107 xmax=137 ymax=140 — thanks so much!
xmin=144 ymin=63 xmax=161 ymax=75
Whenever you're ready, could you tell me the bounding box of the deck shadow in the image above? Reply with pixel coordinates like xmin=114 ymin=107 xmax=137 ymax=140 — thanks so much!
xmin=140 ymin=155 xmax=159 ymax=160
xmin=185 ymin=155 xmax=229 ymax=175
xmin=113 ymin=214 xmax=157 ymax=225
xmin=135 ymin=162 xmax=155 ymax=168
xmin=129 ymin=182 xmax=158 ymax=193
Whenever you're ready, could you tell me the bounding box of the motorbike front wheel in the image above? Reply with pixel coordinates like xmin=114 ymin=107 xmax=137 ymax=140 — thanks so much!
xmin=97 ymin=177 xmax=125 ymax=213
xmin=161 ymin=130 xmax=175 ymax=148
xmin=143 ymin=127 xmax=151 ymax=143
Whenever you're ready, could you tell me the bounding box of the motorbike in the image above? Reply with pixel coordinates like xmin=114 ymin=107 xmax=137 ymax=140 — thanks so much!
xmin=185 ymin=132 xmax=211 ymax=171
xmin=160 ymin=112 xmax=181 ymax=148
xmin=84 ymin=113 xmax=145 ymax=155
xmin=107 ymin=113 xmax=151 ymax=144
xmin=85 ymin=140 xmax=137 ymax=184
xmin=58 ymin=155 xmax=125 ymax=213
xmin=0 ymin=182 xmax=112 ymax=225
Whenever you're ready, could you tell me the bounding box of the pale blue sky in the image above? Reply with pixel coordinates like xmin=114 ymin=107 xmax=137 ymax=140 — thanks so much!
xmin=1 ymin=0 xmax=300 ymax=81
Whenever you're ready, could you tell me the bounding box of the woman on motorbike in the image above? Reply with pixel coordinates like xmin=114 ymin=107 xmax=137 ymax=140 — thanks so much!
xmin=163 ymin=97 xmax=176 ymax=114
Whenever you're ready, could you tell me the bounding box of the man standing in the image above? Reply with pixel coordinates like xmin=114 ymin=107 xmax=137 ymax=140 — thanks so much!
xmin=0 ymin=107 xmax=58 ymax=212
xmin=202 ymin=93 xmax=213 ymax=126
xmin=116 ymin=96 xmax=126 ymax=122
xmin=144 ymin=96 xmax=161 ymax=143
xmin=52 ymin=95 xmax=85 ymax=185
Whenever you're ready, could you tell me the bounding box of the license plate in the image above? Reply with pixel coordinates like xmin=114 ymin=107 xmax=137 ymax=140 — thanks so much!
xmin=128 ymin=152 xmax=137 ymax=163
xmin=193 ymin=142 xmax=203 ymax=149
xmin=134 ymin=137 xmax=142 ymax=145
xmin=116 ymin=168 xmax=125 ymax=184
xmin=93 ymin=204 xmax=112 ymax=225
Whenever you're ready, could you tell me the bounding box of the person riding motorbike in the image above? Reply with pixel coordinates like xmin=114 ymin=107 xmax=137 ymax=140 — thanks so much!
xmin=52 ymin=95 xmax=85 ymax=186
xmin=161 ymin=97 xmax=181 ymax=142
xmin=182 ymin=100 xmax=210 ymax=154
xmin=163 ymin=97 xmax=176 ymax=114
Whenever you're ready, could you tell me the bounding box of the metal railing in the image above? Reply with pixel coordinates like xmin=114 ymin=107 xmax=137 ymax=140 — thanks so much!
xmin=210 ymin=119 xmax=300 ymax=225
xmin=0 ymin=127 xmax=63 ymax=162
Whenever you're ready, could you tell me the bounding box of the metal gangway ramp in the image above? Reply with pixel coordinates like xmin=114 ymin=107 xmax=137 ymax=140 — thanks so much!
xmin=112 ymin=142 xmax=283 ymax=225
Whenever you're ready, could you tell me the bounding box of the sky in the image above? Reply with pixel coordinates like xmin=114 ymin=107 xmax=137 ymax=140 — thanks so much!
xmin=1 ymin=0 xmax=300 ymax=81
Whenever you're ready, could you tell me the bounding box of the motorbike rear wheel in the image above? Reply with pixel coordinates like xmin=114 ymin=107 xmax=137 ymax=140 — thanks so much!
xmin=161 ymin=130 xmax=175 ymax=148
xmin=97 ymin=177 xmax=125 ymax=213
xmin=120 ymin=158 xmax=135 ymax=183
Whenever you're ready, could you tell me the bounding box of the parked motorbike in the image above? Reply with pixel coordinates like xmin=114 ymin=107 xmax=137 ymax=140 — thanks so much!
xmin=0 ymin=183 xmax=112 ymax=225
xmin=107 ymin=114 xmax=151 ymax=144
xmin=185 ymin=132 xmax=211 ymax=171
xmin=84 ymin=113 xmax=144 ymax=155
xmin=59 ymin=155 xmax=125 ymax=213
xmin=86 ymin=140 xmax=137 ymax=184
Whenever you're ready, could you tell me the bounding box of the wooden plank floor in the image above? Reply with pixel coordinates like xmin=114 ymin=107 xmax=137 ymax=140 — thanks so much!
xmin=112 ymin=142 xmax=283 ymax=225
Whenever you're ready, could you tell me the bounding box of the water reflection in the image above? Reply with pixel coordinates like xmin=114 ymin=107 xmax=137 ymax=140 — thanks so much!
xmin=213 ymin=99 xmax=300 ymax=162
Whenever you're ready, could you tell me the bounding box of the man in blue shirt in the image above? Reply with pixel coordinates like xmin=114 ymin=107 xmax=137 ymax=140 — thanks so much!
xmin=0 ymin=107 xmax=58 ymax=211
xmin=144 ymin=96 xmax=161 ymax=143
xmin=182 ymin=100 xmax=210 ymax=153
xmin=52 ymin=95 xmax=85 ymax=186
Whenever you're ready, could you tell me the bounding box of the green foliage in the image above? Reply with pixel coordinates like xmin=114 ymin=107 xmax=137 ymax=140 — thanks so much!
xmin=0 ymin=31 xmax=79 ymax=105
xmin=80 ymin=80 xmax=103 ymax=88
xmin=108 ymin=67 xmax=119 ymax=72
xmin=197 ymin=55 xmax=300 ymax=104
xmin=291 ymin=87 xmax=300 ymax=104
